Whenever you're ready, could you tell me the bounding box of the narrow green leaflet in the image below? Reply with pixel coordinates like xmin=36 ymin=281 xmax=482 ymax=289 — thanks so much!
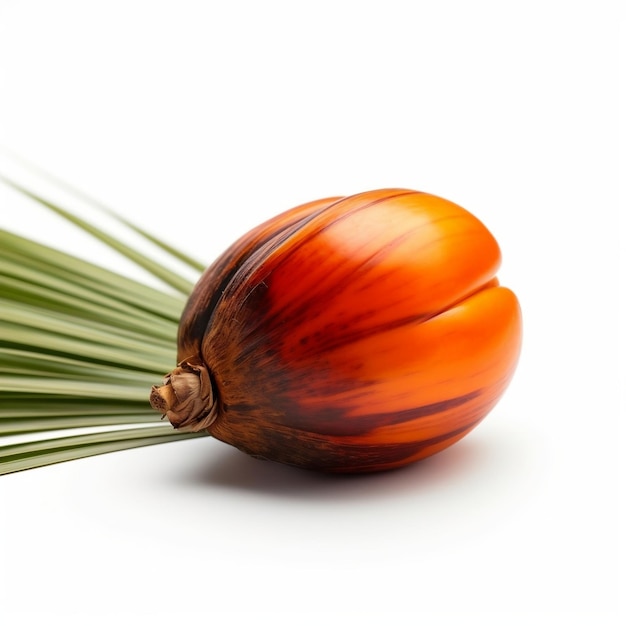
xmin=0 ymin=426 xmax=205 ymax=475
xmin=0 ymin=229 xmax=185 ymax=321
xmin=0 ymin=416 xmax=160 ymax=436
xmin=1 ymin=174 xmax=195 ymax=295
xmin=0 ymin=257 xmax=179 ymax=339
xmin=0 ymin=150 xmax=206 ymax=272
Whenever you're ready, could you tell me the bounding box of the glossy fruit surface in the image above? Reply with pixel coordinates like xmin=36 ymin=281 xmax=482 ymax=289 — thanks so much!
xmin=151 ymin=189 xmax=522 ymax=472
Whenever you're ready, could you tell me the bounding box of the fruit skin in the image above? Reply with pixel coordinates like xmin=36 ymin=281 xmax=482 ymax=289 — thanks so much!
xmin=154 ymin=189 xmax=522 ymax=473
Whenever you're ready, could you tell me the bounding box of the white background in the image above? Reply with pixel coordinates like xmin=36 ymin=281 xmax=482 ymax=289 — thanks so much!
xmin=0 ymin=1 xmax=623 ymax=624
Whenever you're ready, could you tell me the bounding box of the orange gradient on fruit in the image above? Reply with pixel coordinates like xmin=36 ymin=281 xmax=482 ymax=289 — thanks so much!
xmin=158 ymin=189 xmax=522 ymax=472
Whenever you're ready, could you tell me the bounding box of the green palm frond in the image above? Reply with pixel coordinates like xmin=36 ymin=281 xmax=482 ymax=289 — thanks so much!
xmin=0 ymin=171 xmax=207 ymax=476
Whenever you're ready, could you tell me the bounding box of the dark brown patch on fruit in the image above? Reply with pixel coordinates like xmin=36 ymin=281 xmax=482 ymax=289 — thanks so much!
xmin=209 ymin=415 xmax=482 ymax=473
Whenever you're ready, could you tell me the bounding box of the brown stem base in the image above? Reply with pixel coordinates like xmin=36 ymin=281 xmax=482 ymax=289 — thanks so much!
xmin=149 ymin=359 xmax=218 ymax=431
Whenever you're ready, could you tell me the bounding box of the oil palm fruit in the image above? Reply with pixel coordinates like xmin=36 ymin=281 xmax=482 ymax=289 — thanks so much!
xmin=150 ymin=189 xmax=522 ymax=472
